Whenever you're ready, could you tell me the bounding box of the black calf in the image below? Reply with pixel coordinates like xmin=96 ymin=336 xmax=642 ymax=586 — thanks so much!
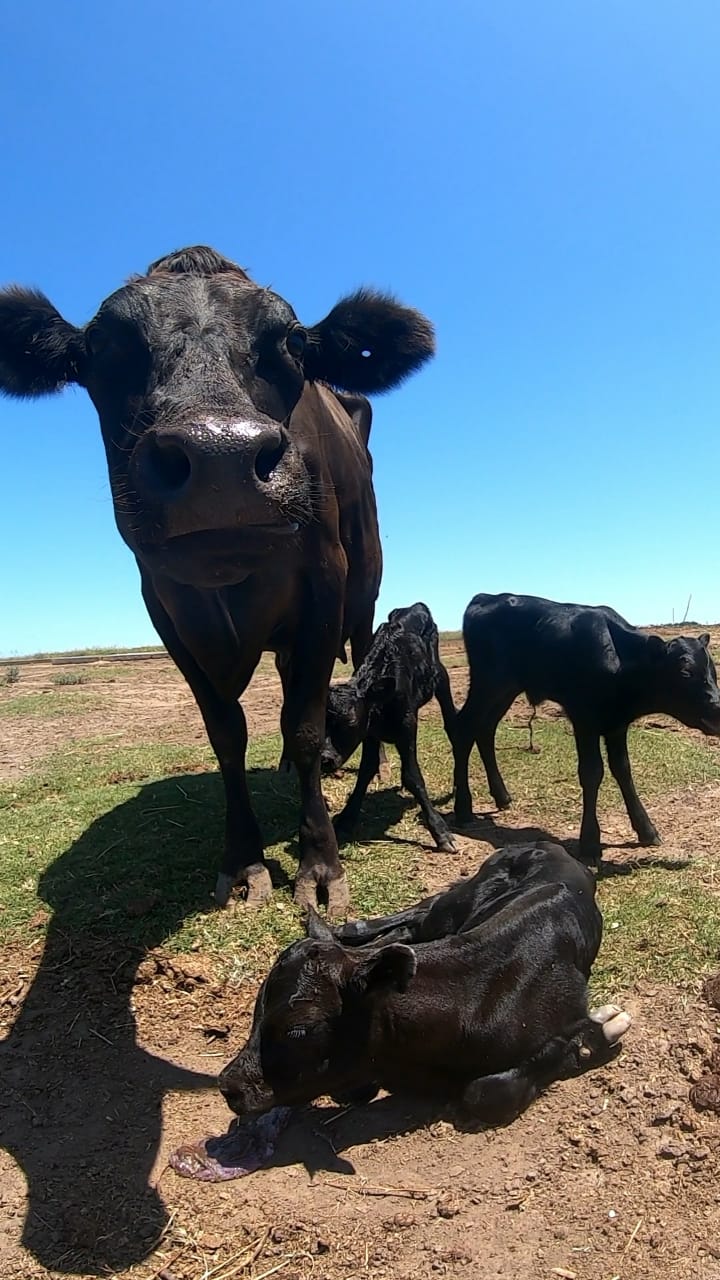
xmin=321 ymin=603 xmax=457 ymax=851
xmin=453 ymin=593 xmax=720 ymax=862
xmin=219 ymin=841 xmax=631 ymax=1129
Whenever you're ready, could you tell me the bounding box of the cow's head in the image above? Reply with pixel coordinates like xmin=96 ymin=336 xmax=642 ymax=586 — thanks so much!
xmin=217 ymin=918 xmax=416 ymax=1117
xmin=0 ymin=246 xmax=434 ymax=587
xmin=652 ymin=632 xmax=720 ymax=735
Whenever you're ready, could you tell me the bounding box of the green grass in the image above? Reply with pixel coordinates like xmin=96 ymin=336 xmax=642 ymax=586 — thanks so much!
xmin=1 ymin=715 xmax=719 ymax=992
xmin=0 ymin=691 xmax=106 ymax=718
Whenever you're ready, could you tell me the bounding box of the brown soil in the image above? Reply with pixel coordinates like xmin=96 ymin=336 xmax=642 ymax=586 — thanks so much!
xmin=2 ymin=639 xmax=720 ymax=1279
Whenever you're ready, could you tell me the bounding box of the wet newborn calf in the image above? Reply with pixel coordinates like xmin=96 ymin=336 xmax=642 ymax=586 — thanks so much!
xmin=321 ymin=602 xmax=457 ymax=852
xmin=218 ymin=842 xmax=631 ymax=1129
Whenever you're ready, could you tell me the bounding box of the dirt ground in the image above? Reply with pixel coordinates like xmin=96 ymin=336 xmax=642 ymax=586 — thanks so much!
xmin=2 ymin=637 xmax=720 ymax=1280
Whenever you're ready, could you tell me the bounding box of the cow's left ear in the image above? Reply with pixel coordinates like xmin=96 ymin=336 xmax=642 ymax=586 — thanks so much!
xmin=699 ymin=633 xmax=711 ymax=649
xmin=0 ymin=287 xmax=86 ymax=398
xmin=349 ymin=943 xmax=417 ymax=995
xmin=304 ymin=289 xmax=435 ymax=395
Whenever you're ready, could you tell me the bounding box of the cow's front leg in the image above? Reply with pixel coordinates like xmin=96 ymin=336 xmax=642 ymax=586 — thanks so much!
xmin=210 ymin=696 xmax=273 ymax=907
xmin=139 ymin=579 xmax=270 ymax=908
xmin=281 ymin=634 xmax=349 ymax=917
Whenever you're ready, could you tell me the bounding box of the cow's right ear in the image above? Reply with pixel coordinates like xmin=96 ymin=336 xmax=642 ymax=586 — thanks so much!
xmin=349 ymin=943 xmax=417 ymax=995
xmin=0 ymin=287 xmax=85 ymax=398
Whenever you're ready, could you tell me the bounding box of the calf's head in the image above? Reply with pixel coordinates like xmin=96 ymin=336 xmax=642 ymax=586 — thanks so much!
xmin=0 ymin=246 xmax=434 ymax=587
xmin=321 ymin=682 xmax=369 ymax=773
xmin=654 ymin=633 xmax=720 ymax=734
xmin=218 ymin=920 xmax=416 ymax=1117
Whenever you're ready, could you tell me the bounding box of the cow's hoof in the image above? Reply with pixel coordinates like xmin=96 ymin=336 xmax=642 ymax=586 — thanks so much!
xmin=214 ymin=873 xmax=236 ymax=907
xmin=494 ymin=795 xmax=512 ymax=812
xmin=277 ymin=756 xmax=293 ymax=775
xmin=326 ymin=874 xmax=350 ymax=920
xmin=590 ymin=1004 xmax=632 ymax=1044
xmin=243 ymin=863 xmax=274 ymax=905
xmin=437 ymin=833 xmax=458 ymax=853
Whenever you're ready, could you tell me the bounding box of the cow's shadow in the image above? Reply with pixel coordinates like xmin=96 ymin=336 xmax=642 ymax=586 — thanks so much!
xmin=0 ymin=765 xmax=305 ymax=1276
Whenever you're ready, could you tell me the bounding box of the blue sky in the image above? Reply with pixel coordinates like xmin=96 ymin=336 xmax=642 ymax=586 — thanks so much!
xmin=2 ymin=1 xmax=719 ymax=655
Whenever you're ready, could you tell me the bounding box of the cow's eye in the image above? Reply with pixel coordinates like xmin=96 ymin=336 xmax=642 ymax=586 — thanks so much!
xmin=286 ymin=327 xmax=307 ymax=360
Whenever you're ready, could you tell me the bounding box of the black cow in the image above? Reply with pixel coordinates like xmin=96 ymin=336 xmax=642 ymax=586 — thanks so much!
xmin=321 ymin=602 xmax=457 ymax=852
xmin=452 ymin=593 xmax=720 ymax=863
xmin=0 ymin=247 xmax=435 ymax=912
xmin=218 ymin=841 xmax=631 ymax=1128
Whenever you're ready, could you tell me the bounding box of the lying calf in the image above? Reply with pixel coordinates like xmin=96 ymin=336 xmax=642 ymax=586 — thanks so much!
xmin=218 ymin=841 xmax=630 ymax=1129
xmin=321 ymin=602 xmax=457 ymax=852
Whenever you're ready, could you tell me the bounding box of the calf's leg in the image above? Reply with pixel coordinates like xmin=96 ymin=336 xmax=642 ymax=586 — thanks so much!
xmin=433 ymin=662 xmax=457 ymax=743
xmin=574 ymin=728 xmax=605 ymax=864
xmin=604 ymin=727 xmax=661 ymax=847
xmin=458 ymin=1005 xmax=631 ymax=1129
xmin=475 ymin=708 xmax=514 ymax=810
xmin=396 ymin=718 xmax=457 ymax=852
xmin=333 ymin=736 xmax=382 ymax=840
xmin=350 ymin=622 xmax=390 ymax=782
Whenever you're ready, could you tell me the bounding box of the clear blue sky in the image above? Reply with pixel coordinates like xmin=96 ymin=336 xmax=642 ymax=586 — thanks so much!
xmin=2 ymin=1 xmax=719 ymax=655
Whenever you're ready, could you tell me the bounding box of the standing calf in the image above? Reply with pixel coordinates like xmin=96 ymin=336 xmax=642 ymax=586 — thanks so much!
xmin=453 ymin=593 xmax=720 ymax=863
xmin=219 ymin=841 xmax=631 ymax=1128
xmin=321 ymin=603 xmax=457 ymax=852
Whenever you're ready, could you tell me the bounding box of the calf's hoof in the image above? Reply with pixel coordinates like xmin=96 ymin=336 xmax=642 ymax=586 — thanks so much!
xmin=453 ymin=806 xmax=474 ymax=828
xmin=332 ymin=818 xmax=355 ymax=845
xmin=590 ymin=1004 xmax=632 ymax=1045
xmin=493 ymin=794 xmax=513 ymax=811
xmin=577 ymin=843 xmax=602 ymax=868
xmin=637 ymin=829 xmax=662 ymax=848
xmin=436 ymin=832 xmax=459 ymax=854
xmin=294 ymin=869 xmax=350 ymax=920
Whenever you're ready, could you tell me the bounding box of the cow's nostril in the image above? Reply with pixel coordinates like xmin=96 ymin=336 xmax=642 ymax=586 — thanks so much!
xmin=254 ymin=435 xmax=288 ymax=484
xmin=146 ymin=440 xmax=192 ymax=493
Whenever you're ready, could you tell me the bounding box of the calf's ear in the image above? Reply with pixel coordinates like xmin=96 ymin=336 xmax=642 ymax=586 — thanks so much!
xmin=699 ymin=633 xmax=711 ymax=649
xmin=305 ymin=905 xmax=334 ymax=942
xmin=349 ymin=943 xmax=417 ymax=995
xmin=647 ymin=634 xmax=667 ymax=661
xmin=0 ymin=287 xmax=85 ymax=398
xmin=304 ymin=289 xmax=435 ymax=395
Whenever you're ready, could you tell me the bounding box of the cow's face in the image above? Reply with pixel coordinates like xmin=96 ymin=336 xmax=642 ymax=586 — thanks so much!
xmin=218 ymin=930 xmax=416 ymax=1117
xmin=0 ymin=247 xmax=434 ymax=587
xmin=659 ymin=633 xmax=720 ymax=735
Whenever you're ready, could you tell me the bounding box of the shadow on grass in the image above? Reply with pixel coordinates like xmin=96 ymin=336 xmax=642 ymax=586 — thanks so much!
xmin=449 ymin=809 xmax=691 ymax=876
xmin=0 ymin=765 xmax=310 ymax=1276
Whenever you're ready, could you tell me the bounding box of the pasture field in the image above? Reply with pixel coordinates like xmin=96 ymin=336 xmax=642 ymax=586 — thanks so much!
xmin=1 ymin=629 xmax=720 ymax=1280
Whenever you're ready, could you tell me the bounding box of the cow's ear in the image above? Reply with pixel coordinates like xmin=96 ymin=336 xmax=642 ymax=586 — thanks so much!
xmin=0 ymin=287 xmax=85 ymax=398
xmin=349 ymin=943 xmax=417 ymax=995
xmin=699 ymin=632 xmax=711 ymax=649
xmin=304 ymin=289 xmax=435 ymax=395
